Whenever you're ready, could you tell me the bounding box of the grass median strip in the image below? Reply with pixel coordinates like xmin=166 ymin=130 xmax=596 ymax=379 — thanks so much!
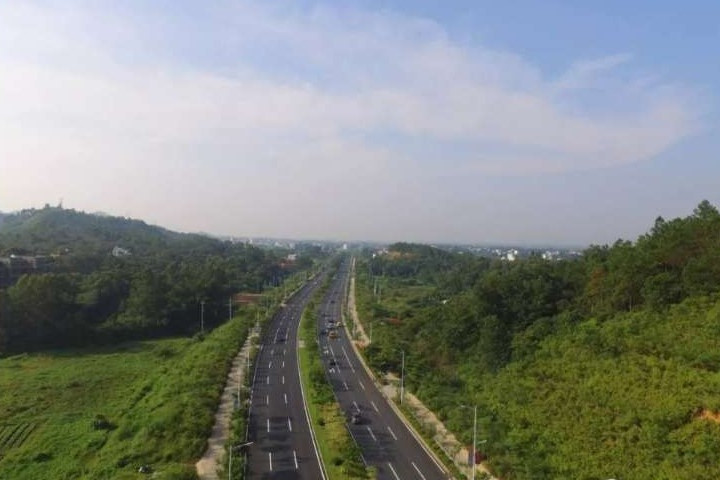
xmin=298 ymin=267 xmax=373 ymax=480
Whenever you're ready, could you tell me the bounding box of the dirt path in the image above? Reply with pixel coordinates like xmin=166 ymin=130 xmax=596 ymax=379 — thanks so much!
xmin=195 ymin=324 xmax=259 ymax=479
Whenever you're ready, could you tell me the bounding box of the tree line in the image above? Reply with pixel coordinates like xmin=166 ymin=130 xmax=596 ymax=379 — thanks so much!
xmin=0 ymin=207 xmax=323 ymax=354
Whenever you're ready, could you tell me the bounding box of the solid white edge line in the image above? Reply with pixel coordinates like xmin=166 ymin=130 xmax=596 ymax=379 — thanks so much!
xmin=345 ymin=424 xmax=368 ymax=466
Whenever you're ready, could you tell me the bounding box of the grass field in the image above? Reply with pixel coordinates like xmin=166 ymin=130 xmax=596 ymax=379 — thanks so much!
xmin=0 ymin=313 xmax=254 ymax=480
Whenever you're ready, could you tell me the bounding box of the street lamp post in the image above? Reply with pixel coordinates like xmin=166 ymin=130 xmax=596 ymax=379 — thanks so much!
xmin=471 ymin=405 xmax=477 ymax=480
xmin=400 ymin=350 xmax=405 ymax=405
xmin=460 ymin=404 xmax=486 ymax=480
xmin=228 ymin=442 xmax=253 ymax=480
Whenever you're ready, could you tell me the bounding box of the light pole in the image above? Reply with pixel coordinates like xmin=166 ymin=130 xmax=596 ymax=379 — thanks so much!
xmin=460 ymin=404 xmax=486 ymax=480
xmin=471 ymin=404 xmax=476 ymax=480
xmin=228 ymin=442 xmax=253 ymax=480
xmin=400 ymin=350 xmax=405 ymax=405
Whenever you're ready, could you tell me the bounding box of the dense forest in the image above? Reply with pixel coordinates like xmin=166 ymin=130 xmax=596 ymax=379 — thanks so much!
xmin=357 ymin=200 xmax=720 ymax=479
xmin=0 ymin=206 xmax=321 ymax=354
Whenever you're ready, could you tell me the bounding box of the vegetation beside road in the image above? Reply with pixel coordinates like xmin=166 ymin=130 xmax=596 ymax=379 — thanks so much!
xmin=356 ymin=201 xmax=720 ymax=480
xmin=298 ymin=261 xmax=372 ymax=480
xmin=0 ymin=206 xmax=323 ymax=354
xmin=0 ymin=311 xmax=258 ymax=479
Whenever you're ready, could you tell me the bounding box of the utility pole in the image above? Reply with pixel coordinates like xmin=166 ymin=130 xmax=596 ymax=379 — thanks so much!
xmin=400 ymin=350 xmax=405 ymax=405
xmin=200 ymin=300 xmax=205 ymax=334
xmin=228 ymin=442 xmax=253 ymax=480
xmin=237 ymin=366 xmax=241 ymax=408
xmin=472 ymin=405 xmax=477 ymax=480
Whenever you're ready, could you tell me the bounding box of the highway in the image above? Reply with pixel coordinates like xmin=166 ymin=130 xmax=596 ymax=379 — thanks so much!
xmin=245 ymin=275 xmax=326 ymax=480
xmin=316 ymin=257 xmax=449 ymax=480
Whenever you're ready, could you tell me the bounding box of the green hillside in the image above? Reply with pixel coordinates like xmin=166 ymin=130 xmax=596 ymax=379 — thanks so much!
xmin=356 ymin=200 xmax=720 ymax=479
xmin=0 ymin=206 xmax=320 ymax=354
xmin=0 ymin=206 xmax=215 ymax=256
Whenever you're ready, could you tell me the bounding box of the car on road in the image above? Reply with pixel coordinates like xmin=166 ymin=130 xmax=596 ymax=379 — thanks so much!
xmin=329 ymin=330 xmax=338 ymax=339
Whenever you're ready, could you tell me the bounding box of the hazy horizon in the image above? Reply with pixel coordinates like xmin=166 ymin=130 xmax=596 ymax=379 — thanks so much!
xmin=2 ymin=1 xmax=719 ymax=246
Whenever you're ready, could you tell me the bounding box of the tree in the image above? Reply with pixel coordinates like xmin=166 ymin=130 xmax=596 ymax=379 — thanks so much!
xmin=5 ymin=273 xmax=81 ymax=350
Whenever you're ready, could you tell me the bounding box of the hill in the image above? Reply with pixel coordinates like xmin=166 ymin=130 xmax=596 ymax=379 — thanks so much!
xmin=0 ymin=206 xmax=219 ymax=256
xmin=0 ymin=207 xmax=320 ymax=354
xmin=355 ymin=200 xmax=720 ymax=479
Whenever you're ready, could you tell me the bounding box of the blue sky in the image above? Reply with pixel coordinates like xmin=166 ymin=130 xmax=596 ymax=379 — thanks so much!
xmin=1 ymin=1 xmax=718 ymax=246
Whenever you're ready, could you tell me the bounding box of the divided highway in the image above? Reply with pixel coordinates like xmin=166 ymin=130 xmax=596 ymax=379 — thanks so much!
xmin=317 ymin=258 xmax=449 ymax=480
xmin=246 ymin=276 xmax=326 ymax=479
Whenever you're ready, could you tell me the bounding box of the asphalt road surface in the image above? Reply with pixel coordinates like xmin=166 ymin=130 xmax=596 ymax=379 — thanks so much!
xmin=317 ymin=258 xmax=449 ymax=480
xmin=246 ymin=275 xmax=326 ymax=480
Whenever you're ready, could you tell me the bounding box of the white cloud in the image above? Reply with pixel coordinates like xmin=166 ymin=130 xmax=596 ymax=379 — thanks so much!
xmin=0 ymin=1 xmax=704 ymax=239
xmin=552 ymin=53 xmax=633 ymax=91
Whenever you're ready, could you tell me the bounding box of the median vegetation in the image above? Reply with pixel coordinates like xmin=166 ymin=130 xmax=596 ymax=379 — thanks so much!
xmin=298 ymin=263 xmax=372 ymax=480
